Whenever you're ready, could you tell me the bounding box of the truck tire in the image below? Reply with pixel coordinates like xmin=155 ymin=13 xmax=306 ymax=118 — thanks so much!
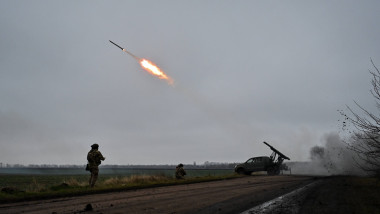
xmin=236 ymin=168 xmax=246 ymax=175
xmin=267 ymin=167 xmax=280 ymax=176
xmin=267 ymin=167 xmax=275 ymax=176
xmin=274 ymin=168 xmax=280 ymax=175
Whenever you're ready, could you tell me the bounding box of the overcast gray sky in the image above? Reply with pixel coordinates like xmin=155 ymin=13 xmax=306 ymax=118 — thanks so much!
xmin=1 ymin=0 xmax=380 ymax=165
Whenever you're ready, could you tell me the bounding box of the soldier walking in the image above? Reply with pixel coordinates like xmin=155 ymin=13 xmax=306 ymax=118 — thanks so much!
xmin=87 ymin=143 xmax=105 ymax=187
xmin=175 ymin=163 xmax=186 ymax=179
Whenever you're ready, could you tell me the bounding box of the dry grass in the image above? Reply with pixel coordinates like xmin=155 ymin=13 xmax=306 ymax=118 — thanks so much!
xmin=63 ymin=177 xmax=87 ymax=187
xmin=26 ymin=178 xmax=47 ymax=192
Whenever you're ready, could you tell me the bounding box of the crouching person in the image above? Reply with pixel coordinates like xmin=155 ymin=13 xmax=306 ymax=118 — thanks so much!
xmin=175 ymin=163 xmax=186 ymax=179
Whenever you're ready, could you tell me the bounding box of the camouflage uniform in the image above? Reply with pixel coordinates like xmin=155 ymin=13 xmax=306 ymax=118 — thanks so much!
xmin=87 ymin=144 xmax=105 ymax=187
xmin=175 ymin=164 xmax=186 ymax=179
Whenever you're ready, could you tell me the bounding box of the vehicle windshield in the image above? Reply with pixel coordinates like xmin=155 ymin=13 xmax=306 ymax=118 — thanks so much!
xmin=246 ymin=157 xmax=263 ymax=164
xmin=246 ymin=158 xmax=254 ymax=163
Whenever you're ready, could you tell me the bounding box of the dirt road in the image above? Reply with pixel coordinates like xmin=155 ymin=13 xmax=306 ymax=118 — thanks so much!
xmin=0 ymin=175 xmax=315 ymax=214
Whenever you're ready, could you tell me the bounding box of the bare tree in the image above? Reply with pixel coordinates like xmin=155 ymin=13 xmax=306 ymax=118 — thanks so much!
xmin=342 ymin=59 xmax=380 ymax=177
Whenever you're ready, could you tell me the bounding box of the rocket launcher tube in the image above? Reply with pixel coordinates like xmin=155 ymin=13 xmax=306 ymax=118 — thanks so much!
xmin=263 ymin=141 xmax=290 ymax=160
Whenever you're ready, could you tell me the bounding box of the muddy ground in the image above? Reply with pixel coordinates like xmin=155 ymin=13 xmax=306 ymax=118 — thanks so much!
xmin=0 ymin=175 xmax=378 ymax=214
xmin=299 ymin=176 xmax=380 ymax=214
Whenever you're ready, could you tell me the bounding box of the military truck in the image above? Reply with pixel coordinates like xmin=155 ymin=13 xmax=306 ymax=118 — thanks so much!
xmin=234 ymin=142 xmax=290 ymax=175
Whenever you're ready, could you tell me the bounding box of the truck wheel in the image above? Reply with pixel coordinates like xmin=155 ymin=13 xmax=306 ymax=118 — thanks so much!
xmin=267 ymin=167 xmax=275 ymax=176
xmin=274 ymin=168 xmax=280 ymax=175
xmin=237 ymin=168 xmax=245 ymax=175
xmin=267 ymin=167 xmax=280 ymax=176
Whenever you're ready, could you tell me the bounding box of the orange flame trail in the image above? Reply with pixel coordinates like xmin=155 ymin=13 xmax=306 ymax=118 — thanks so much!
xmin=109 ymin=40 xmax=174 ymax=85
xmin=139 ymin=59 xmax=174 ymax=85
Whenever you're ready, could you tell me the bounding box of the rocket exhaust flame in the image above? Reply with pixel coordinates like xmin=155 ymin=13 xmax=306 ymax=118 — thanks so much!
xmin=109 ymin=40 xmax=174 ymax=85
xmin=140 ymin=59 xmax=174 ymax=85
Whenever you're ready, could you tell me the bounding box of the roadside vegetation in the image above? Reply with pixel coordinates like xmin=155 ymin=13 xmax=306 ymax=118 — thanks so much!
xmin=0 ymin=173 xmax=240 ymax=203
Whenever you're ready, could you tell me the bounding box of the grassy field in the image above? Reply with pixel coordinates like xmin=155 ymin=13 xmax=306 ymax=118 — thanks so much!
xmin=0 ymin=168 xmax=237 ymax=202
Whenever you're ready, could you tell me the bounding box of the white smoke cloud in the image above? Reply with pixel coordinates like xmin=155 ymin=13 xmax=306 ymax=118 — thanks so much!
xmin=288 ymin=132 xmax=366 ymax=176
